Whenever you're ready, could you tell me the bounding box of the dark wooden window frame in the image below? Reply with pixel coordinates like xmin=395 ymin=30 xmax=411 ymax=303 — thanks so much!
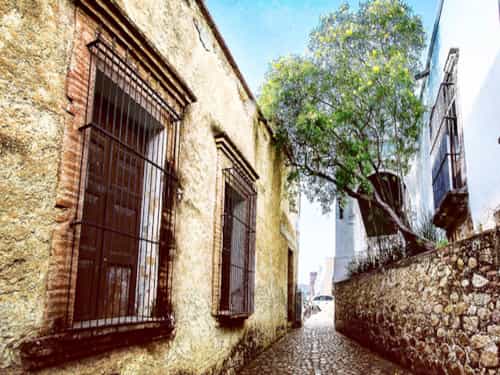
xmin=21 ymin=1 xmax=196 ymax=368
xmin=219 ymin=168 xmax=257 ymax=319
xmin=287 ymin=249 xmax=294 ymax=322
xmin=429 ymin=49 xmax=466 ymax=206
xmin=70 ymin=38 xmax=180 ymax=330
xmin=212 ymin=134 xmax=258 ymax=322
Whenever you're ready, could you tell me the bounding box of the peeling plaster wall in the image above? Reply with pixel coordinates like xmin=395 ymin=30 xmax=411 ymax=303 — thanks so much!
xmin=0 ymin=0 xmax=76 ymax=370
xmin=0 ymin=0 xmax=298 ymax=373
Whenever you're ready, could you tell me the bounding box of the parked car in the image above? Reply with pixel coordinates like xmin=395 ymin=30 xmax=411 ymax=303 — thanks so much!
xmin=311 ymin=295 xmax=334 ymax=311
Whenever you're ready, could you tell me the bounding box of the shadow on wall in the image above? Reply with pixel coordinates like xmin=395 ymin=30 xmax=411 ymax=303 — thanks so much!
xmin=463 ymin=49 xmax=500 ymax=229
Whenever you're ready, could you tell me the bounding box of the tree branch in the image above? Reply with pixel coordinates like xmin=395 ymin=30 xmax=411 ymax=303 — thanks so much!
xmin=289 ymin=157 xmax=434 ymax=254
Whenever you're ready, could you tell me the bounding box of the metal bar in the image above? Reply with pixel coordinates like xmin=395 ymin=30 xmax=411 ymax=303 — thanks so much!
xmin=430 ymin=105 xmax=456 ymax=155
xmin=222 ymin=213 xmax=256 ymax=232
xmin=87 ymin=39 xmax=182 ymax=122
xmin=79 ymin=123 xmax=176 ymax=177
xmin=108 ymin=44 xmax=124 ymax=325
xmin=432 ymin=152 xmax=461 ymax=186
xmin=144 ymin=95 xmax=154 ymax=321
xmin=72 ymin=221 xmax=161 ymax=245
xmin=70 ymin=317 xmax=167 ymax=332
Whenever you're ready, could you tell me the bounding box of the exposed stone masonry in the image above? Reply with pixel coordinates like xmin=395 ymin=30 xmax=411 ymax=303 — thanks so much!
xmin=335 ymin=228 xmax=500 ymax=374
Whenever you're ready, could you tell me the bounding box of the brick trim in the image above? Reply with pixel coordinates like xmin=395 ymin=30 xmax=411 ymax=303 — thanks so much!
xmin=43 ymin=2 xmax=192 ymax=334
xmin=77 ymin=0 xmax=196 ymax=105
xmin=211 ymin=133 xmax=258 ymax=318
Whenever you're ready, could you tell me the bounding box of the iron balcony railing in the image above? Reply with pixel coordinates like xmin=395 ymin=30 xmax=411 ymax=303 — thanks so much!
xmin=429 ymin=79 xmax=465 ymax=211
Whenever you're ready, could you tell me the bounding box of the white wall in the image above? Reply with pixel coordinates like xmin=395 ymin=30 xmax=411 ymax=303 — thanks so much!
xmin=405 ymin=108 xmax=434 ymax=228
xmin=334 ymin=197 xmax=367 ymax=282
xmin=316 ymin=257 xmax=334 ymax=295
xmin=419 ymin=0 xmax=500 ymax=230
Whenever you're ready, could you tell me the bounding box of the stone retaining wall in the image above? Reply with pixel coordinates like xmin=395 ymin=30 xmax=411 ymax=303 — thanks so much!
xmin=335 ymin=228 xmax=500 ymax=374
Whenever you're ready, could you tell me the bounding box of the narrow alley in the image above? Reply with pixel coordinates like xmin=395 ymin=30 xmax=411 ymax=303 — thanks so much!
xmin=240 ymin=306 xmax=410 ymax=375
xmin=3 ymin=1 xmax=500 ymax=374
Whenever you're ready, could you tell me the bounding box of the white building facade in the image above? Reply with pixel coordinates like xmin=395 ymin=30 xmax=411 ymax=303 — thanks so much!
xmin=334 ymin=199 xmax=367 ymax=282
xmin=316 ymin=256 xmax=335 ymax=294
xmin=335 ymin=0 xmax=500 ymax=281
xmin=408 ymin=0 xmax=500 ymax=238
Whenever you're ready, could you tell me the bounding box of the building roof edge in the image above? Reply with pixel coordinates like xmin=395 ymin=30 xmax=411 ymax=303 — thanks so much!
xmin=194 ymin=1 xmax=276 ymax=137
xmin=194 ymin=0 xmax=255 ymax=103
xmin=419 ymin=0 xmax=445 ymax=98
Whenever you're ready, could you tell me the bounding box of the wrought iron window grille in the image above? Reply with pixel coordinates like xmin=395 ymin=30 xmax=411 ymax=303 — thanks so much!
xmin=66 ymin=37 xmax=179 ymax=331
xmin=218 ymin=167 xmax=257 ymax=319
xmin=429 ymin=49 xmax=465 ymax=210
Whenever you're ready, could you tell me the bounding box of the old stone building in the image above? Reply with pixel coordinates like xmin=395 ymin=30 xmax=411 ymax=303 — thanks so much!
xmin=0 ymin=0 xmax=299 ymax=373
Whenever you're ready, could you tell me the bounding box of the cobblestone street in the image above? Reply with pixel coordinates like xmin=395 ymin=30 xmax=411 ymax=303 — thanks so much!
xmin=240 ymin=305 xmax=411 ymax=375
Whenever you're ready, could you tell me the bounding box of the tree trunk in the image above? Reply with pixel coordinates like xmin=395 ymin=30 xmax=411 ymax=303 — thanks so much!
xmin=297 ymin=163 xmax=436 ymax=254
xmin=348 ymin=187 xmax=435 ymax=254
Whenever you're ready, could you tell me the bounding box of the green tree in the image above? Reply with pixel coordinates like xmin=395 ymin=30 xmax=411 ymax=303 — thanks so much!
xmin=260 ymin=0 xmax=432 ymax=252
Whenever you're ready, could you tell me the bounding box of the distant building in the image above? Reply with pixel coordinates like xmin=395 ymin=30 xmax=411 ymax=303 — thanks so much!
xmin=309 ymin=272 xmax=318 ymax=299
xmin=334 ymin=198 xmax=367 ymax=282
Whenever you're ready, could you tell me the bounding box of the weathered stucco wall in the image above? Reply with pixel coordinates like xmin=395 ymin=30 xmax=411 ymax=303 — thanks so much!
xmin=0 ymin=0 xmax=298 ymax=373
xmin=0 ymin=0 xmax=76 ymax=370
xmin=335 ymin=228 xmax=500 ymax=374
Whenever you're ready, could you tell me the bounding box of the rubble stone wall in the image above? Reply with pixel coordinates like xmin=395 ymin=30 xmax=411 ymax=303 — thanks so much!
xmin=335 ymin=228 xmax=500 ymax=374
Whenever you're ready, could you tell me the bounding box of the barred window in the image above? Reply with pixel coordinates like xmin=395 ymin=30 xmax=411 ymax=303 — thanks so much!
xmin=287 ymin=249 xmax=294 ymax=322
xmin=70 ymin=39 xmax=179 ymax=329
xmin=218 ymin=168 xmax=257 ymax=318
xmin=429 ymin=48 xmax=466 ymax=211
xmin=338 ymin=201 xmax=344 ymax=220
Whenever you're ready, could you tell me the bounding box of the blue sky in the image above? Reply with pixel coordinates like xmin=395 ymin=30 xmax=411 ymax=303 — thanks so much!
xmin=205 ymin=0 xmax=439 ymax=284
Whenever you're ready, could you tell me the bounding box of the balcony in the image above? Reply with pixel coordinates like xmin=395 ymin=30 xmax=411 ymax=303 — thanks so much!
xmin=431 ymin=148 xmax=468 ymax=229
xmin=430 ymin=69 xmax=468 ymax=230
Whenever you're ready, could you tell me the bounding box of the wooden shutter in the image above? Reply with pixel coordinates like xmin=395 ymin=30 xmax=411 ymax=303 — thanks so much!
xmin=218 ymin=168 xmax=257 ymax=318
xmin=74 ymin=71 xmax=148 ymax=321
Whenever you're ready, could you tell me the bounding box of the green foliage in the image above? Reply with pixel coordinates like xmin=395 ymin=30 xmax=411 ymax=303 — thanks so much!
xmin=436 ymin=239 xmax=449 ymax=249
xmin=412 ymin=211 xmax=445 ymax=244
xmin=347 ymin=236 xmax=408 ymax=277
xmin=260 ymin=0 xmax=425 ymax=211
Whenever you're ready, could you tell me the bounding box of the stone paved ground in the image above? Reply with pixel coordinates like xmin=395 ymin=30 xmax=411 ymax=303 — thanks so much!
xmin=240 ymin=305 xmax=412 ymax=375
